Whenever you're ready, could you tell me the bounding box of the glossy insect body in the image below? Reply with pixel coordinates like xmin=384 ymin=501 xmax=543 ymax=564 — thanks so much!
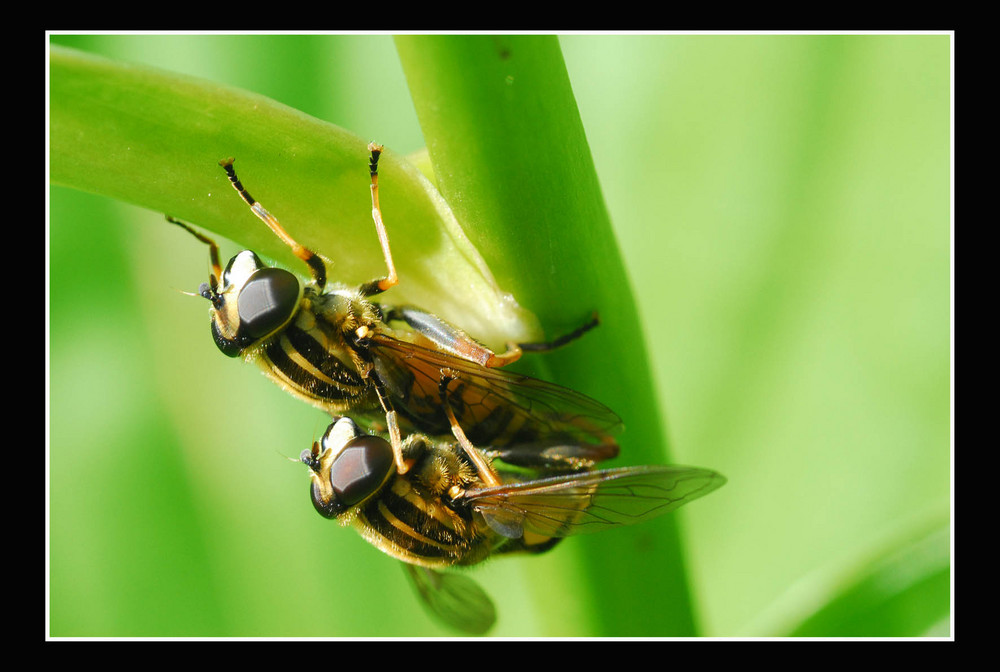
xmin=301 ymin=417 xmax=727 ymax=633
xmin=170 ymin=145 xmax=620 ymax=478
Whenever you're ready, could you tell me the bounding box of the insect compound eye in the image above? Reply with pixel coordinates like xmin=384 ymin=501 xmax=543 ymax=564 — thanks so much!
xmin=309 ymin=478 xmax=342 ymax=519
xmin=208 ymin=250 xmax=274 ymax=358
xmin=327 ymin=435 xmax=395 ymax=508
xmin=236 ymin=267 xmax=301 ymax=341
xmin=211 ymin=320 xmax=245 ymax=358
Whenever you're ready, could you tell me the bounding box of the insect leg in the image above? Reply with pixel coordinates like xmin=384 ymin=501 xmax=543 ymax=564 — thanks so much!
xmin=518 ymin=312 xmax=600 ymax=353
xmin=218 ymin=158 xmax=328 ymax=290
xmin=385 ymin=408 xmax=406 ymax=474
xmin=369 ymin=374 xmax=410 ymax=475
xmin=358 ymin=142 xmax=400 ymax=298
xmin=439 ymin=372 xmax=502 ymax=487
xmin=166 ymin=216 xmax=222 ymax=293
xmin=483 ymin=312 xmax=600 ymax=366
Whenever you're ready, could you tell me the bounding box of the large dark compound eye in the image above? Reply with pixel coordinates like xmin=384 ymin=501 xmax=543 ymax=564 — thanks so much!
xmin=328 ymin=435 xmax=395 ymax=508
xmin=211 ymin=320 xmax=246 ymax=358
xmin=236 ymin=267 xmax=301 ymax=341
xmin=308 ymin=435 xmax=395 ymax=519
xmin=209 ymin=251 xmax=301 ymax=358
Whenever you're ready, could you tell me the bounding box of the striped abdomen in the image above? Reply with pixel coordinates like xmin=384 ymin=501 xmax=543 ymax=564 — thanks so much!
xmin=254 ymin=308 xmax=378 ymax=414
xmin=352 ymin=477 xmax=491 ymax=569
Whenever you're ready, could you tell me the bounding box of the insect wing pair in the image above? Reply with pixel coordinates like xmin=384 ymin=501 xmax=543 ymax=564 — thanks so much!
xmin=302 ymin=416 xmax=726 ymax=633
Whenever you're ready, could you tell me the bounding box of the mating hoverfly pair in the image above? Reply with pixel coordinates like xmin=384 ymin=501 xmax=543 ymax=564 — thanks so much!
xmin=170 ymin=144 xmax=725 ymax=634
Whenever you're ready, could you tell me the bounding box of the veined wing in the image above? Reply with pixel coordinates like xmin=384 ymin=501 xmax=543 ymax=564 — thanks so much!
xmin=369 ymin=333 xmax=623 ymax=446
xmin=465 ymin=465 xmax=726 ymax=540
xmin=403 ymin=564 xmax=496 ymax=635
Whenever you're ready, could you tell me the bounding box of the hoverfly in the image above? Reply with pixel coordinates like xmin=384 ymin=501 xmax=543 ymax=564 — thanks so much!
xmin=169 ymin=144 xmax=620 ymax=481
xmin=301 ymin=416 xmax=726 ymax=634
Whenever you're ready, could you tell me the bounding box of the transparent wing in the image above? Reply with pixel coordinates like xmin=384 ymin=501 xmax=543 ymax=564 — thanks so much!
xmin=370 ymin=333 xmax=623 ymax=447
xmin=466 ymin=465 xmax=726 ymax=539
xmin=403 ymin=563 xmax=496 ymax=635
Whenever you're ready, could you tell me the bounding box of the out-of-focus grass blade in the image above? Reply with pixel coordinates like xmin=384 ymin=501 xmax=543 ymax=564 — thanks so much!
xmin=751 ymin=512 xmax=951 ymax=637
xmin=788 ymin=517 xmax=950 ymax=637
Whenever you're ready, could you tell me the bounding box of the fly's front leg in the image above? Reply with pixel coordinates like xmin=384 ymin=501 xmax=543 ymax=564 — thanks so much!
xmin=219 ymin=158 xmax=329 ymax=290
xmin=438 ymin=372 xmax=502 ymax=487
xmin=167 ymin=216 xmax=223 ymax=294
xmin=358 ymin=142 xmax=400 ymax=298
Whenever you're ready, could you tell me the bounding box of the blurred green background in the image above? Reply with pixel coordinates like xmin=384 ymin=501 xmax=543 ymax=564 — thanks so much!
xmin=48 ymin=34 xmax=951 ymax=637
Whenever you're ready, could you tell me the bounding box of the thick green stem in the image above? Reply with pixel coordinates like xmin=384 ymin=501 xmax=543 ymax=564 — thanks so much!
xmin=396 ymin=35 xmax=697 ymax=636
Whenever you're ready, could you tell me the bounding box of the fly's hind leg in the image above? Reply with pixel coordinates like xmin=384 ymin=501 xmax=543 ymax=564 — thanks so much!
xmin=486 ymin=311 xmax=601 ymax=366
xmin=517 ymin=312 xmax=600 ymax=354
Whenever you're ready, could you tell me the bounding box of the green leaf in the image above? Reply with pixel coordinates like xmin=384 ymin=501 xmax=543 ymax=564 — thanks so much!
xmin=49 ymin=44 xmax=537 ymax=345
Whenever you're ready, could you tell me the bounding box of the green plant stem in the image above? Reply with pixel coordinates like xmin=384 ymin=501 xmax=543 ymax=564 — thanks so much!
xmin=396 ymin=35 xmax=697 ymax=636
